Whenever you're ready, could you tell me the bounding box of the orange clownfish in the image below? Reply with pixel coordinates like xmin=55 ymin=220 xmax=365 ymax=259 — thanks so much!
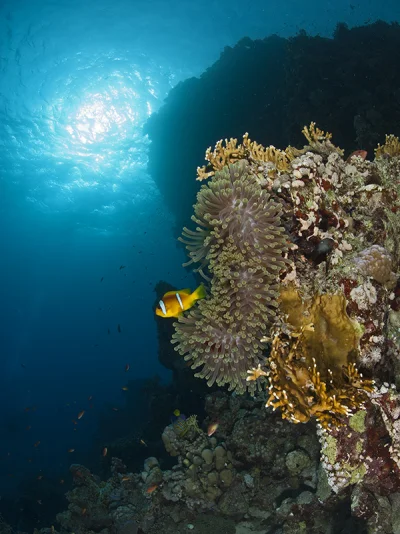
xmin=155 ymin=284 xmax=206 ymax=318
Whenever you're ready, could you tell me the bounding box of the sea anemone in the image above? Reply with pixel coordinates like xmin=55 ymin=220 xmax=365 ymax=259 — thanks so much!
xmin=173 ymin=161 xmax=288 ymax=394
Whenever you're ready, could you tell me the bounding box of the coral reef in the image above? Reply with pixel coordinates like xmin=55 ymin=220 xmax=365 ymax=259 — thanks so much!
xmin=37 ymin=121 xmax=400 ymax=533
xmin=38 ymin=391 xmax=400 ymax=534
xmin=169 ymin=121 xmax=400 ymax=527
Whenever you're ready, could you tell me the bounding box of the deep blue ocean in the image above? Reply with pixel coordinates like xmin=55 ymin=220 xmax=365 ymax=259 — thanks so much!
xmin=1 ymin=0 xmax=399 ymax=528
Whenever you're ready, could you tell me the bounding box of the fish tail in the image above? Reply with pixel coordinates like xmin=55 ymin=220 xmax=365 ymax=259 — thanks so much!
xmin=191 ymin=283 xmax=206 ymax=301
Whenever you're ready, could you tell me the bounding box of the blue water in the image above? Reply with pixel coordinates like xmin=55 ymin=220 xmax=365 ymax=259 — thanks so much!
xmin=0 ymin=0 xmax=399 ymax=513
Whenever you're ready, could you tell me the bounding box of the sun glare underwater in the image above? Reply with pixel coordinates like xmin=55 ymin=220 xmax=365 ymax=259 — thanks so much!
xmin=1 ymin=0 xmax=400 ymax=531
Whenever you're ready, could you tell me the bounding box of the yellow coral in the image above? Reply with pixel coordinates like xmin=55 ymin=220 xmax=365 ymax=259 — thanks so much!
xmin=301 ymin=122 xmax=344 ymax=156
xmin=302 ymin=122 xmax=333 ymax=144
xmin=246 ymin=364 xmax=268 ymax=382
xmin=375 ymin=134 xmax=400 ymax=158
xmin=173 ymin=414 xmax=202 ymax=438
xmin=196 ymin=133 xmax=291 ymax=180
xmin=259 ymin=287 xmax=374 ymax=428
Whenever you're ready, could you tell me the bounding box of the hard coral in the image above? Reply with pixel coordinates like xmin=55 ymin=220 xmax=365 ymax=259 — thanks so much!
xmin=196 ymin=132 xmax=291 ymax=181
xmin=354 ymin=245 xmax=397 ymax=289
xmin=174 ymin=160 xmax=288 ymax=394
xmin=253 ymin=287 xmax=374 ymax=428
xmin=375 ymin=134 xmax=400 ymax=158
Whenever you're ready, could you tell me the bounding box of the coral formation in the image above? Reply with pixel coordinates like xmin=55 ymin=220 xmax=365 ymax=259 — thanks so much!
xmin=34 ymin=120 xmax=400 ymax=534
xmin=196 ymin=132 xmax=292 ymax=181
xmin=253 ymin=288 xmax=374 ymax=428
xmin=375 ymin=134 xmax=400 ymax=158
xmin=39 ymin=391 xmax=400 ymax=534
xmin=172 ymin=121 xmax=400 ymax=510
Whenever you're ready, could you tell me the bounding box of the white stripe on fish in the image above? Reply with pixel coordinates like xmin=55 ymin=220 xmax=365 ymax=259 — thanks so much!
xmin=159 ymin=300 xmax=167 ymax=315
xmin=176 ymin=293 xmax=184 ymax=310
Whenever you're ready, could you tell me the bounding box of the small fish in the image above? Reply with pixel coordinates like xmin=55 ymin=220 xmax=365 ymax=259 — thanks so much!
xmin=207 ymin=422 xmax=219 ymax=437
xmin=37 ymin=475 xmax=43 ymax=480
xmin=155 ymin=284 xmax=206 ymax=318
xmin=112 ymin=407 xmax=119 ymax=412
xmin=171 ymin=410 xmax=186 ymax=426
xmin=60 ymin=479 xmax=65 ymax=484
xmin=146 ymin=484 xmax=158 ymax=494
xmin=121 ymin=476 xmax=130 ymax=482
xmin=37 ymin=500 xmax=42 ymax=505
xmin=119 ymin=265 xmax=126 ymax=270
xmin=34 ymin=441 xmax=41 ymax=447
xmin=117 ymin=324 xmax=122 ymax=333
xmin=26 ymin=425 xmax=31 ymax=431
xmin=107 ymin=328 xmax=110 ymax=335
xmin=172 ymin=415 xmax=187 ymax=436
xmin=81 ymin=508 xmax=87 ymax=515
xmin=139 ymin=439 xmax=147 ymax=447
xmin=77 ymin=410 xmax=85 ymax=420
xmin=20 ymin=363 xmax=26 ymax=368
xmin=88 ymin=395 xmax=93 ymax=401
xmin=51 ymin=526 xmax=55 ymax=534
xmin=100 ymin=277 xmax=104 ymax=282
xmin=125 ymin=364 xmax=130 ymax=372
xmin=68 ymin=448 xmax=75 ymax=453
xmin=102 ymin=447 xmax=108 ymax=457
xmin=121 ymin=386 xmax=129 ymax=391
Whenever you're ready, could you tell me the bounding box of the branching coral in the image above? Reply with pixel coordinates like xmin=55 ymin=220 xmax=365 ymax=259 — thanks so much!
xmin=248 ymin=287 xmax=374 ymax=428
xmin=301 ymin=122 xmax=344 ymax=156
xmin=196 ymin=132 xmax=291 ymax=181
xmin=173 ymin=160 xmax=288 ymax=394
xmin=375 ymin=134 xmax=400 ymax=158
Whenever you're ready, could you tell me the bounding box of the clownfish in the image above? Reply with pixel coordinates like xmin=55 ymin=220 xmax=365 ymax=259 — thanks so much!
xmin=155 ymin=284 xmax=206 ymax=318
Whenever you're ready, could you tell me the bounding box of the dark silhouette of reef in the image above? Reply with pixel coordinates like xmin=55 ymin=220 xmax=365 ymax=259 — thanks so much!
xmin=145 ymin=21 xmax=400 ymax=234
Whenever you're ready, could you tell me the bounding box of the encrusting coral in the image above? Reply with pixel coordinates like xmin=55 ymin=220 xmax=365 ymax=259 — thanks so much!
xmin=173 ymin=160 xmax=288 ymax=394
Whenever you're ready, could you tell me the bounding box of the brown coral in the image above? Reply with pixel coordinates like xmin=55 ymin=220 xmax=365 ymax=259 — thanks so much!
xmin=301 ymin=122 xmax=344 ymax=156
xmin=257 ymin=287 xmax=374 ymax=428
xmin=375 ymin=134 xmax=400 ymax=158
xmin=196 ymin=132 xmax=291 ymax=181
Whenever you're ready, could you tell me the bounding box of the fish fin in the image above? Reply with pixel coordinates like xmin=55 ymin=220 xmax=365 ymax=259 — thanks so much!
xmin=163 ymin=290 xmax=177 ymax=297
xmin=164 ymin=288 xmax=191 ymax=296
xmin=178 ymin=288 xmax=192 ymax=295
xmin=191 ymin=283 xmax=207 ymax=301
